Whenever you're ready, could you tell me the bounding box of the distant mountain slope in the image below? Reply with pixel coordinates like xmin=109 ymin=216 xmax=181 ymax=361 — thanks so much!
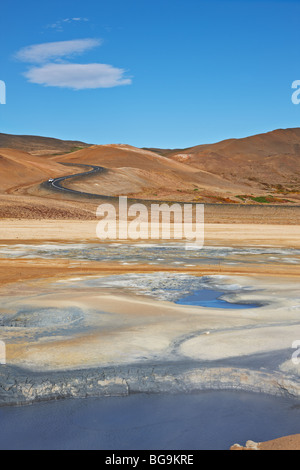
xmin=146 ymin=127 xmax=300 ymax=159
xmin=162 ymin=128 xmax=300 ymax=190
xmin=1 ymin=128 xmax=299 ymax=204
xmin=50 ymin=137 xmax=299 ymax=203
xmin=55 ymin=143 xmax=246 ymax=199
xmin=0 ymin=133 xmax=91 ymax=156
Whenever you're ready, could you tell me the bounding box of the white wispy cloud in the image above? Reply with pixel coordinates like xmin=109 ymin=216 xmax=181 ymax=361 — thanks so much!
xmin=15 ymin=38 xmax=101 ymax=63
xmin=24 ymin=63 xmax=132 ymax=89
xmin=47 ymin=17 xmax=89 ymax=31
xmin=16 ymin=38 xmax=132 ymax=90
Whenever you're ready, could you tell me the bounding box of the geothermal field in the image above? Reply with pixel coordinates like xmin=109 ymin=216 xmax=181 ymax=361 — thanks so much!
xmin=0 ymin=129 xmax=299 ymax=450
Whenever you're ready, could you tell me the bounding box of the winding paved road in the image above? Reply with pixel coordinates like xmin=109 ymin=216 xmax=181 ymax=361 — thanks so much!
xmin=44 ymin=162 xmax=300 ymax=213
xmin=45 ymin=162 xmax=112 ymax=199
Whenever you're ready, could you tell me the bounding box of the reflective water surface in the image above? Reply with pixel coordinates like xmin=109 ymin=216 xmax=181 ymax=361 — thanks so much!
xmin=0 ymin=391 xmax=300 ymax=450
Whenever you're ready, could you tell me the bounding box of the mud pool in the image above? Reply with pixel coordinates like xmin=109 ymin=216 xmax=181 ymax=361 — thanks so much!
xmin=1 ymin=242 xmax=300 ymax=267
xmin=1 ymin=391 xmax=300 ymax=450
xmin=0 ymin=242 xmax=299 ymax=426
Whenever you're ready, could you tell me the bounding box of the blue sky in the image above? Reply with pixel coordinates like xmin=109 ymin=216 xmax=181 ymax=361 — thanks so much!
xmin=1 ymin=0 xmax=300 ymax=148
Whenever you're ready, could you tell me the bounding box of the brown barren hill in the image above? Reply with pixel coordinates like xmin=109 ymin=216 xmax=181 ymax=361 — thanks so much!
xmin=1 ymin=127 xmax=300 ymax=220
xmin=0 ymin=132 xmax=90 ymax=156
xmin=53 ymin=129 xmax=300 ymax=204
xmin=2 ymin=127 xmax=300 ymax=204
xmin=0 ymin=148 xmax=74 ymax=192
xmin=160 ymin=128 xmax=300 ymax=201
xmin=53 ymin=144 xmax=253 ymax=200
xmin=0 ymin=148 xmax=98 ymax=219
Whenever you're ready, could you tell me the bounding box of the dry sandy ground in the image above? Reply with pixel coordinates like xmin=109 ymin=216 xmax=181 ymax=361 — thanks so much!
xmin=1 ymin=219 xmax=300 ymax=287
xmin=1 ymin=220 xmax=300 ymax=247
xmin=1 ymin=259 xmax=300 ymax=287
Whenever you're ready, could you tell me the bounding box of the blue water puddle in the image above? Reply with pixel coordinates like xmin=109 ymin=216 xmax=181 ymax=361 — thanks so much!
xmin=175 ymin=288 xmax=260 ymax=309
xmin=52 ymin=273 xmax=262 ymax=310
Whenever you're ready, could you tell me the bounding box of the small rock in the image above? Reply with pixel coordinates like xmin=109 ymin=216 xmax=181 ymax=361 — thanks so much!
xmin=230 ymin=440 xmax=260 ymax=450
xmin=245 ymin=440 xmax=260 ymax=450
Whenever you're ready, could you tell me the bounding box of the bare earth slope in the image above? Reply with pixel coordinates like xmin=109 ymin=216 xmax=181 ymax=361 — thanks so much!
xmin=0 ymin=133 xmax=90 ymax=156
xmin=55 ymin=144 xmax=246 ymax=199
xmin=0 ymin=148 xmax=97 ymax=219
xmin=0 ymin=127 xmax=300 ymax=220
xmin=0 ymin=148 xmax=74 ymax=191
xmin=55 ymin=129 xmax=300 ymax=204
xmin=162 ymin=128 xmax=300 ymax=202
